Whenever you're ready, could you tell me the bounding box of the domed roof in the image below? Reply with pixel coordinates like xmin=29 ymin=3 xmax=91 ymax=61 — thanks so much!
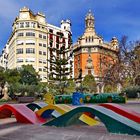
xmin=20 ymin=6 xmax=29 ymax=12
xmin=85 ymin=10 xmax=94 ymax=20
xmin=112 ymin=37 xmax=117 ymax=40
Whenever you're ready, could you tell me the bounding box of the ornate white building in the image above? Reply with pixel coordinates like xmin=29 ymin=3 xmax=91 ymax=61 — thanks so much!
xmin=1 ymin=7 xmax=73 ymax=82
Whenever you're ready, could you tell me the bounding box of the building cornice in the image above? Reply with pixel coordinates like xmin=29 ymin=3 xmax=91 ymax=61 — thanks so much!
xmin=73 ymin=44 xmax=119 ymax=53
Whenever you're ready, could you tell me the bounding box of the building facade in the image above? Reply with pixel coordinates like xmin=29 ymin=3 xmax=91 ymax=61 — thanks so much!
xmin=3 ymin=7 xmax=72 ymax=82
xmin=0 ymin=44 xmax=8 ymax=69
xmin=73 ymin=10 xmax=119 ymax=92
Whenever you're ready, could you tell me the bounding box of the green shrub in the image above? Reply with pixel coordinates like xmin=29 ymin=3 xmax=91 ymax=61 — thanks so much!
xmin=0 ymin=99 xmax=7 ymax=102
xmin=122 ymin=86 xmax=140 ymax=98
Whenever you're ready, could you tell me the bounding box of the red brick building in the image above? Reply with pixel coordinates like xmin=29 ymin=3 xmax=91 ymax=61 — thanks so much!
xmin=73 ymin=10 xmax=119 ymax=92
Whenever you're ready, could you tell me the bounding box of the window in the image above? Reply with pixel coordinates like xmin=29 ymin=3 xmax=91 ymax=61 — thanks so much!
xmin=17 ymin=40 xmax=24 ymax=45
xmin=17 ymin=58 xmax=23 ymax=63
xmin=39 ymin=43 xmax=42 ymax=46
xmin=92 ymin=36 xmax=94 ymax=42
xmin=85 ymin=37 xmax=87 ymax=42
xmin=43 ymin=68 xmax=46 ymax=72
xmin=43 ymin=35 xmax=46 ymax=39
xmin=56 ymin=44 xmax=59 ymax=49
xmin=39 ymin=59 xmax=42 ymax=63
xmin=26 ymin=42 xmax=35 ymax=45
xmin=25 ymin=22 xmax=30 ymax=27
xmin=50 ymin=42 xmax=53 ymax=47
xmin=50 ymin=66 xmax=52 ymax=71
xmin=56 ymin=36 xmax=59 ymax=43
xmin=25 ymin=58 xmax=35 ymax=62
xmin=62 ymin=38 xmax=65 ymax=43
xmin=43 ymin=59 xmax=46 ymax=64
xmin=39 ymin=68 xmax=42 ymax=71
xmin=16 ymin=23 xmax=19 ymax=28
xmin=16 ymin=48 xmax=23 ymax=54
xmin=17 ymin=33 xmax=24 ymax=37
xmin=43 ymin=44 xmax=46 ymax=47
xmin=26 ymin=48 xmax=35 ymax=54
xmin=20 ymin=22 xmax=24 ymax=28
xmin=49 ymin=34 xmax=53 ymax=40
xmin=43 ymin=52 xmax=46 ymax=55
xmin=70 ymin=60 xmax=73 ymax=65
xmin=26 ymin=32 xmax=35 ymax=36
xmin=39 ymin=34 xmax=42 ymax=38
xmin=89 ymin=36 xmax=91 ymax=42
xmin=39 ymin=51 xmax=42 ymax=55
xmin=49 ymin=29 xmax=53 ymax=33
xmin=26 ymin=40 xmax=35 ymax=45
xmin=31 ymin=22 xmax=35 ymax=28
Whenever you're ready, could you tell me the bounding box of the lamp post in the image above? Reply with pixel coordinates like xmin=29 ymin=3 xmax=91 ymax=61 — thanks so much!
xmin=78 ymin=68 xmax=83 ymax=92
xmin=98 ymin=48 xmax=104 ymax=93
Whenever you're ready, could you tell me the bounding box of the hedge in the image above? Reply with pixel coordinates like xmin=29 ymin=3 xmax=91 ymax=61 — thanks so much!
xmin=55 ymin=93 xmax=125 ymax=104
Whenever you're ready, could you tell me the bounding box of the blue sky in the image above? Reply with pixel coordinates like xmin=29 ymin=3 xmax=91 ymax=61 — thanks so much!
xmin=0 ymin=0 xmax=140 ymax=52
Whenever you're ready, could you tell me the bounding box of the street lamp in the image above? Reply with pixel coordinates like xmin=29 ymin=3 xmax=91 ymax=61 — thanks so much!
xmin=78 ymin=68 xmax=83 ymax=92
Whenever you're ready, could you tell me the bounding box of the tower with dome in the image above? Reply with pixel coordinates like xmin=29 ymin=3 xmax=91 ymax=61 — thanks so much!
xmin=73 ymin=10 xmax=119 ymax=93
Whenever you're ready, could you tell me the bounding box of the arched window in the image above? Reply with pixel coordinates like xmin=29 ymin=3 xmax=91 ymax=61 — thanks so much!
xmin=85 ymin=37 xmax=87 ymax=42
xmin=92 ymin=36 xmax=94 ymax=42
xmin=89 ymin=36 xmax=91 ymax=42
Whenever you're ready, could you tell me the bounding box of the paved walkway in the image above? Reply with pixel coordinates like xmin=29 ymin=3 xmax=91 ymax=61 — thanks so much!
xmin=126 ymin=100 xmax=140 ymax=104
xmin=0 ymin=119 xmax=140 ymax=140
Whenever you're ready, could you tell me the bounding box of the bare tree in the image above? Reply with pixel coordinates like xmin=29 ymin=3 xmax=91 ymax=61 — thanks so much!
xmin=100 ymin=36 xmax=140 ymax=91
